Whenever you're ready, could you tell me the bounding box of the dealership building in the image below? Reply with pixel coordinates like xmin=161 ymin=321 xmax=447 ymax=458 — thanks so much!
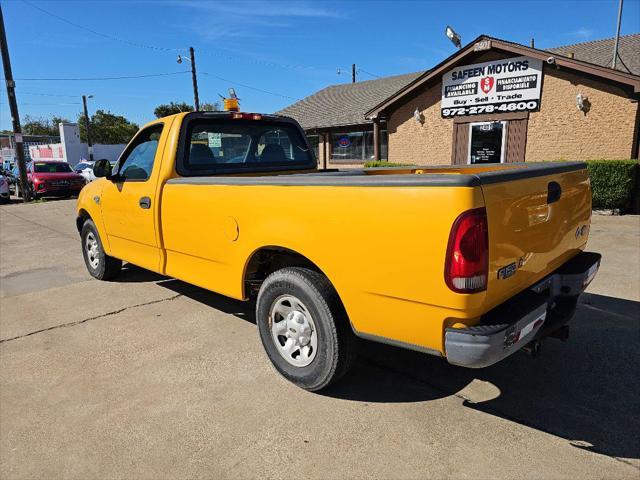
xmin=279 ymin=34 xmax=640 ymax=167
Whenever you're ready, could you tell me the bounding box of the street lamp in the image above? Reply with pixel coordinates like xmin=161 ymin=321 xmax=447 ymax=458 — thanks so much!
xmin=445 ymin=25 xmax=462 ymax=49
xmin=82 ymin=94 xmax=94 ymax=162
xmin=177 ymin=47 xmax=200 ymax=111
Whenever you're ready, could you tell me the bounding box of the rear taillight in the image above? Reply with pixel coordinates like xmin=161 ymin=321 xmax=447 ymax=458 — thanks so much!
xmin=445 ymin=207 xmax=488 ymax=293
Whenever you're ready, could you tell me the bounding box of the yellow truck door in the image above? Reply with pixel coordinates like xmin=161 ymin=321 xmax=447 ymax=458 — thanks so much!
xmin=100 ymin=123 xmax=166 ymax=272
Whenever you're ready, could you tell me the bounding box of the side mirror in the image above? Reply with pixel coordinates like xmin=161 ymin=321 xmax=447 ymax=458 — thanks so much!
xmin=93 ymin=159 xmax=112 ymax=178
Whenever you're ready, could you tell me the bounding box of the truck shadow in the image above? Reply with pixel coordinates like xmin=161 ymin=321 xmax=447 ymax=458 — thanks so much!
xmin=158 ymin=277 xmax=256 ymax=324
xmin=151 ymin=270 xmax=639 ymax=461
xmin=113 ymin=264 xmax=168 ymax=283
xmin=328 ymin=292 xmax=640 ymax=461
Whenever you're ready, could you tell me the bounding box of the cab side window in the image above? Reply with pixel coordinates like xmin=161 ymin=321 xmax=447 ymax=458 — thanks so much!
xmin=117 ymin=125 xmax=163 ymax=180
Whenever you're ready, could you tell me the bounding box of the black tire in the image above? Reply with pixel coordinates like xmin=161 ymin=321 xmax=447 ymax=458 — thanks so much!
xmin=80 ymin=219 xmax=122 ymax=280
xmin=256 ymin=267 xmax=357 ymax=391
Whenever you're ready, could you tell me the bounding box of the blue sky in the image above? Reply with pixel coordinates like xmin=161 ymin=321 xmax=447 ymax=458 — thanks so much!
xmin=1 ymin=0 xmax=639 ymax=130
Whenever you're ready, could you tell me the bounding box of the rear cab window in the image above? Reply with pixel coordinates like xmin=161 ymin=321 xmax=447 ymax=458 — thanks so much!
xmin=176 ymin=113 xmax=315 ymax=176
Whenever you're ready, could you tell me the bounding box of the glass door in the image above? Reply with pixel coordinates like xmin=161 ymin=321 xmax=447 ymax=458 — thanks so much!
xmin=468 ymin=121 xmax=506 ymax=164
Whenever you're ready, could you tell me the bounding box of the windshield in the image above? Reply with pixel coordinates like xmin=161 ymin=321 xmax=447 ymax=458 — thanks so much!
xmin=34 ymin=162 xmax=73 ymax=173
xmin=185 ymin=119 xmax=312 ymax=170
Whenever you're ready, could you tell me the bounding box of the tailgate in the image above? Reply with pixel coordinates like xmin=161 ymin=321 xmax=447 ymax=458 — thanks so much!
xmin=481 ymin=164 xmax=591 ymax=309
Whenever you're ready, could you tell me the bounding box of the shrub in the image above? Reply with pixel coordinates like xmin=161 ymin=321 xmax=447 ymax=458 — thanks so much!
xmin=364 ymin=161 xmax=415 ymax=168
xmin=585 ymin=160 xmax=638 ymax=211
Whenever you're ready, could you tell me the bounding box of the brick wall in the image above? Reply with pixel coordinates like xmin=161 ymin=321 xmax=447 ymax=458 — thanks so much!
xmin=527 ymin=68 xmax=638 ymax=161
xmin=387 ymin=81 xmax=453 ymax=165
xmin=386 ymin=56 xmax=639 ymax=165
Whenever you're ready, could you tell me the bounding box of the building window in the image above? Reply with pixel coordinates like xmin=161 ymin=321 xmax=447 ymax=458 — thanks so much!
xmin=468 ymin=122 xmax=506 ymax=164
xmin=306 ymin=134 xmax=320 ymax=159
xmin=330 ymin=129 xmax=387 ymax=163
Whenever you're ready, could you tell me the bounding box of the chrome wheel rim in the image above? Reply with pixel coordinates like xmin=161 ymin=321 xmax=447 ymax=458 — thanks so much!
xmin=269 ymin=295 xmax=318 ymax=367
xmin=85 ymin=232 xmax=100 ymax=269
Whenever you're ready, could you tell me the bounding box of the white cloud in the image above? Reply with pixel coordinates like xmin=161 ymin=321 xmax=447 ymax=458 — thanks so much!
xmin=179 ymin=0 xmax=345 ymax=19
xmin=568 ymin=28 xmax=593 ymax=40
xmin=168 ymin=0 xmax=346 ymax=43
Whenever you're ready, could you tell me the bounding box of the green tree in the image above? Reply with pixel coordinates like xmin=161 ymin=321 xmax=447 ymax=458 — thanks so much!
xmin=153 ymin=102 xmax=193 ymax=118
xmin=153 ymin=101 xmax=221 ymax=118
xmin=78 ymin=110 xmax=139 ymax=144
xmin=22 ymin=115 xmax=70 ymax=136
xmin=201 ymin=101 xmax=221 ymax=112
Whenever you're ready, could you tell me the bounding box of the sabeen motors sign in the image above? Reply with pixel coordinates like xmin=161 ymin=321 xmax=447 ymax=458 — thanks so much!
xmin=441 ymin=56 xmax=543 ymax=117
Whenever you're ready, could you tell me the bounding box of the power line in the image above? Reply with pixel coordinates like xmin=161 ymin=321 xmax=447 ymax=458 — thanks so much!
xmin=4 ymin=71 xmax=190 ymax=81
xmin=199 ymin=71 xmax=300 ymax=101
xmin=17 ymin=91 xmax=79 ymax=98
xmin=196 ymin=48 xmax=331 ymax=75
xmin=0 ymin=102 xmax=81 ymax=106
xmin=358 ymin=69 xmax=382 ymax=79
xmin=21 ymin=0 xmax=186 ymax=52
xmin=14 ymin=2 xmax=372 ymax=105
xmin=21 ymin=0 xmax=368 ymax=78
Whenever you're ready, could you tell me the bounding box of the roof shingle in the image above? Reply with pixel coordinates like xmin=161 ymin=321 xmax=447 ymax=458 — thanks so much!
xmin=277 ymin=72 xmax=422 ymax=130
xmin=547 ymin=33 xmax=640 ymax=75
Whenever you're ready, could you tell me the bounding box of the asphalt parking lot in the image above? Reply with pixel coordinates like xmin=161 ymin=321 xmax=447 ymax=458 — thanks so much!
xmin=1 ymin=199 xmax=639 ymax=479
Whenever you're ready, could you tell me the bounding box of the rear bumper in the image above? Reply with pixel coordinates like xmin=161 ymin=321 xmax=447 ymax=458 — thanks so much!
xmin=444 ymin=251 xmax=601 ymax=368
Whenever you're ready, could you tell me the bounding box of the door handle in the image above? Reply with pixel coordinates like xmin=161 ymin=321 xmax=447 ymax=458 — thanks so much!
xmin=547 ymin=182 xmax=562 ymax=204
xmin=139 ymin=196 xmax=151 ymax=209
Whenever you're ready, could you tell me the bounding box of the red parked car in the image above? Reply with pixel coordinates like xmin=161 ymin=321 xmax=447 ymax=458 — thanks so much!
xmin=16 ymin=161 xmax=85 ymax=199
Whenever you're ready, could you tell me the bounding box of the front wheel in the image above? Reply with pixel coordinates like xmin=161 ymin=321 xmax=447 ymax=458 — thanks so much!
xmin=256 ymin=267 xmax=357 ymax=391
xmin=81 ymin=219 xmax=122 ymax=280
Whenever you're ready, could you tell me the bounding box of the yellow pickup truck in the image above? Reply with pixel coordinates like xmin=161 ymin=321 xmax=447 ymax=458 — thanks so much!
xmin=77 ymin=111 xmax=600 ymax=391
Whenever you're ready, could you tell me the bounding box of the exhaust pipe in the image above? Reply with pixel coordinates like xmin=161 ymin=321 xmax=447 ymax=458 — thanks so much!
xmin=522 ymin=340 xmax=542 ymax=357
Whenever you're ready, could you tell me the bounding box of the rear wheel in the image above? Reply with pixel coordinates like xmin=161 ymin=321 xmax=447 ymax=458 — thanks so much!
xmin=81 ymin=219 xmax=122 ymax=280
xmin=256 ymin=267 xmax=356 ymax=391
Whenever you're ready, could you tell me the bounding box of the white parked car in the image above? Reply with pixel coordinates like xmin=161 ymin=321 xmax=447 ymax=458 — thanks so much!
xmin=74 ymin=161 xmax=96 ymax=184
xmin=0 ymin=174 xmax=10 ymax=203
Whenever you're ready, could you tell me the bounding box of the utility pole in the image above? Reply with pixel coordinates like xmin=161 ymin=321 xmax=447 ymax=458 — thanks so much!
xmin=82 ymin=95 xmax=94 ymax=162
xmin=190 ymin=47 xmax=200 ymax=111
xmin=0 ymin=3 xmax=30 ymax=201
xmin=352 ymin=64 xmax=356 ymax=83
xmin=612 ymin=0 xmax=623 ymax=69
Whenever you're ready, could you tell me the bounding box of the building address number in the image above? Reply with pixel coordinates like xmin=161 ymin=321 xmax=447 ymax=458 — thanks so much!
xmin=442 ymin=100 xmax=539 ymax=117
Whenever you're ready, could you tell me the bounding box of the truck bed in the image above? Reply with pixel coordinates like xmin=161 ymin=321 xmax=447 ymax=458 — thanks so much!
xmin=167 ymin=162 xmax=586 ymax=187
xmin=160 ymin=160 xmax=591 ymax=354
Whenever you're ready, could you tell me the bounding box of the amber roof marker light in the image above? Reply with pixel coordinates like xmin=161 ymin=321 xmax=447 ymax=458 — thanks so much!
xmin=221 ymin=88 xmax=240 ymax=112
